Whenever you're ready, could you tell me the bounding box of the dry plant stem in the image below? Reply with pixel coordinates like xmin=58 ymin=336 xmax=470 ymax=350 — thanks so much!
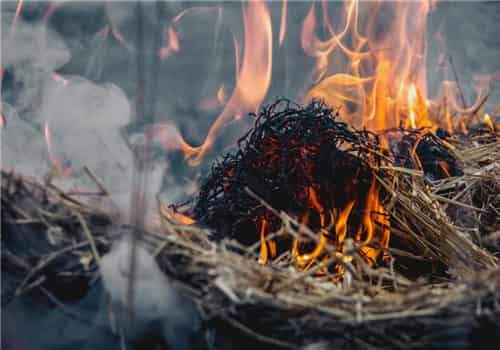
xmin=83 ymin=165 xmax=109 ymax=196
xmin=14 ymin=241 xmax=92 ymax=295
xmin=75 ymin=211 xmax=102 ymax=268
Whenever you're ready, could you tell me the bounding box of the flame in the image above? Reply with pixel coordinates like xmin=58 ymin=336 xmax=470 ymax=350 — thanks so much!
xmin=258 ymin=219 xmax=270 ymax=264
xmin=303 ymin=0 xmax=486 ymax=133
xmin=172 ymin=0 xmax=273 ymax=165
xmin=0 ymin=112 xmax=6 ymax=129
xmin=407 ymin=84 xmax=418 ymax=129
xmin=258 ymin=176 xmax=389 ymax=276
xmin=44 ymin=121 xmax=72 ymax=176
xmin=10 ymin=0 xmax=23 ymax=31
xmin=439 ymin=160 xmax=451 ymax=178
xmin=484 ymin=113 xmax=495 ymax=131
xmin=160 ymin=205 xmax=195 ymax=225
xmin=359 ymin=178 xmax=390 ymax=264
xmin=160 ymin=26 xmax=180 ymax=59
xmin=278 ymin=0 xmax=287 ymax=47
xmin=43 ymin=2 xmax=60 ymax=22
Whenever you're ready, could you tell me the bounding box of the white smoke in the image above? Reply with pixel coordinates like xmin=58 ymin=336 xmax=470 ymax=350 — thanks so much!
xmin=0 ymin=9 xmax=157 ymax=215
xmin=100 ymin=237 xmax=200 ymax=349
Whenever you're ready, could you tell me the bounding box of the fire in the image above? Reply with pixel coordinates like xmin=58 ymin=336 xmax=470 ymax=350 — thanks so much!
xmin=160 ymin=204 xmax=195 ymax=225
xmin=155 ymin=0 xmax=273 ymax=165
xmin=44 ymin=121 xmax=72 ymax=177
xmin=159 ymin=26 xmax=180 ymax=59
xmin=185 ymin=0 xmax=273 ymax=165
xmin=484 ymin=113 xmax=496 ymax=131
xmin=151 ymin=0 xmax=494 ymax=166
xmin=278 ymin=0 xmax=287 ymax=47
xmin=303 ymin=0 xmax=486 ymax=133
xmin=10 ymin=0 xmax=23 ymax=31
xmin=259 ymin=176 xmax=390 ymax=277
xmin=407 ymin=84 xmax=418 ymax=129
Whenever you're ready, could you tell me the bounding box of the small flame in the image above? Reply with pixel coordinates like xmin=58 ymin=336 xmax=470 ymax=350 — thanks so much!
xmin=258 ymin=219 xmax=270 ymax=264
xmin=15 ymin=0 xmax=23 ymax=18
xmin=0 ymin=112 xmax=6 ymax=129
xmin=439 ymin=160 xmax=451 ymax=178
xmin=43 ymin=2 xmax=60 ymax=22
xmin=11 ymin=0 xmax=23 ymax=31
xmin=484 ymin=113 xmax=495 ymax=131
xmin=217 ymin=85 xmax=227 ymax=105
xmin=407 ymin=84 xmax=418 ymax=129
xmin=160 ymin=26 xmax=180 ymax=59
xmin=278 ymin=0 xmax=287 ymax=47
xmin=160 ymin=205 xmax=195 ymax=225
xmin=303 ymin=0 xmax=488 ymax=133
xmin=359 ymin=178 xmax=390 ymax=264
xmin=44 ymin=121 xmax=72 ymax=176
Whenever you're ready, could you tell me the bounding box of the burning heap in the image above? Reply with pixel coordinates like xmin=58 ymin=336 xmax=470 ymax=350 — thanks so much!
xmin=193 ymin=99 xmax=393 ymax=275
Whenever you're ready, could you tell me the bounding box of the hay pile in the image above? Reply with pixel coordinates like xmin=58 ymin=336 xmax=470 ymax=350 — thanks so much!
xmin=2 ymin=100 xmax=500 ymax=349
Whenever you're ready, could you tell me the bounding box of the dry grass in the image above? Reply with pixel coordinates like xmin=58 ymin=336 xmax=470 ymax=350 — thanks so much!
xmin=2 ymin=128 xmax=499 ymax=349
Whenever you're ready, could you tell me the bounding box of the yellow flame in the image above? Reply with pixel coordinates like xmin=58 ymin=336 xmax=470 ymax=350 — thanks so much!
xmin=303 ymin=0 xmax=487 ymax=133
xmin=484 ymin=113 xmax=495 ymax=131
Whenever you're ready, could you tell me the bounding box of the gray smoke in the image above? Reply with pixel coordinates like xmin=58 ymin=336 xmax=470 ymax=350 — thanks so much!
xmin=100 ymin=238 xmax=200 ymax=349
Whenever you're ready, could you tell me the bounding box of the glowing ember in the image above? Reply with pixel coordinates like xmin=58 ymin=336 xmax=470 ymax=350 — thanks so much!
xmin=193 ymin=100 xmax=392 ymax=278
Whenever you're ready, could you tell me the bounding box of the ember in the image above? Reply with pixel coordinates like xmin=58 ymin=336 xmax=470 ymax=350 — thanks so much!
xmin=193 ymin=99 xmax=392 ymax=276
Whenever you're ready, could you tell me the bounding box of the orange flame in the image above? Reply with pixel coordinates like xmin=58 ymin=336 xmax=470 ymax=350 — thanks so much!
xmin=182 ymin=0 xmax=273 ymax=165
xmin=160 ymin=204 xmax=195 ymax=225
xmin=160 ymin=26 xmax=180 ymax=59
xmin=278 ymin=0 xmax=287 ymax=47
xmin=359 ymin=178 xmax=390 ymax=264
xmin=11 ymin=0 xmax=23 ymax=31
xmin=258 ymin=178 xmax=390 ymax=276
xmin=484 ymin=113 xmax=495 ymax=132
xmin=44 ymin=121 xmax=72 ymax=177
xmin=303 ymin=0 xmax=486 ymax=133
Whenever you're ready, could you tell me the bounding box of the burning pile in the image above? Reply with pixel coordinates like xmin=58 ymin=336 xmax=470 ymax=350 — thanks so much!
xmin=193 ymin=99 xmax=391 ymax=276
xmin=187 ymin=98 xmax=473 ymax=280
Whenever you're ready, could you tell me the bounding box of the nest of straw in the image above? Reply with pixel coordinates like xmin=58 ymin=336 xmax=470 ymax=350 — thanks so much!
xmin=2 ymin=108 xmax=500 ymax=349
xmin=154 ymin=120 xmax=500 ymax=348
